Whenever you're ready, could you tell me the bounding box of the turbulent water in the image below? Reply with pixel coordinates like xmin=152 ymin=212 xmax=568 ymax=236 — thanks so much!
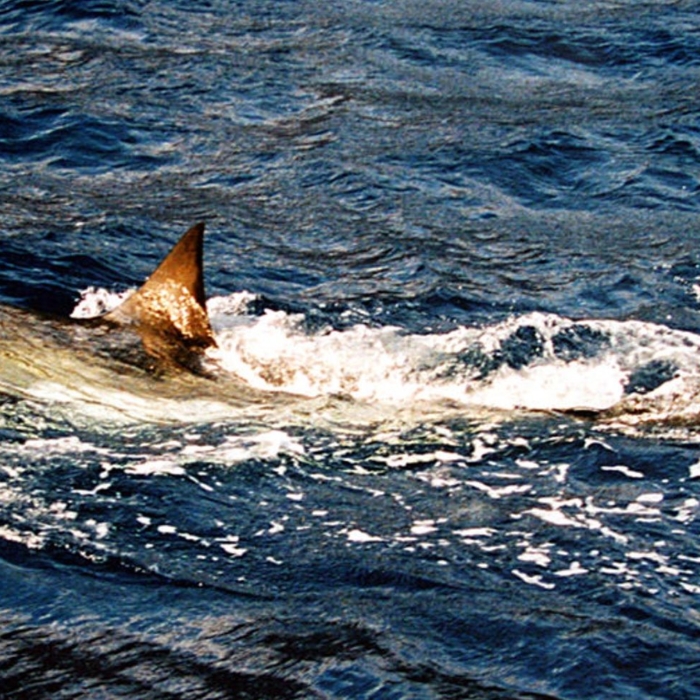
xmin=2 ymin=1 xmax=700 ymax=698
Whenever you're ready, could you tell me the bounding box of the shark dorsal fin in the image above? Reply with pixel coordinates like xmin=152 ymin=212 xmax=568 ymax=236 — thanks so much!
xmin=106 ymin=223 xmax=215 ymax=357
xmin=139 ymin=221 xmax=209 ymax=310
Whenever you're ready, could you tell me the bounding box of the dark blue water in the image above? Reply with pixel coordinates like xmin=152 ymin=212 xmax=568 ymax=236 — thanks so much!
xmin=2 ymin=1 xmax=700 ymax=698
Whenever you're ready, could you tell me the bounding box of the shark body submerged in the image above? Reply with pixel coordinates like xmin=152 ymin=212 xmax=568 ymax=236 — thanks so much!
xmin=0 ymin=223 xmax=268 ymax=423
xmin=2 ymin=222 xmax=700 ymax=435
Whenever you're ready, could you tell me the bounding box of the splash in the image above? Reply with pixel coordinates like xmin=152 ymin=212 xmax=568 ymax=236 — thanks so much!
xmin=66 ymin=288 xmax=700 ymax=429
xmin=207 ymin=296 xmax=700 ymax=414
xmin=70 ymin=286 xmax=132 ymax=318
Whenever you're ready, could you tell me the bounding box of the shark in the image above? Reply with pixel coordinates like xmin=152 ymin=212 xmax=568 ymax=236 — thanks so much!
xmin=0 ymin=223 xmax=218 ymax=383
xmin=98 ymin=222 xmax=217 ymax=375
xmin=1 ymin=223 xmax=698 ymax=433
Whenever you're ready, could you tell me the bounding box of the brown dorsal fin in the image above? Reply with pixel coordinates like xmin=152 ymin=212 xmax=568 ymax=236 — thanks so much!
xmin=105 ymin=222 xmax=215 ymax=352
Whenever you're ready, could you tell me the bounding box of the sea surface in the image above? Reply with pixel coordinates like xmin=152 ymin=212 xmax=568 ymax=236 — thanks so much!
xmin=1 ymin=1 xmax=700 ymax=698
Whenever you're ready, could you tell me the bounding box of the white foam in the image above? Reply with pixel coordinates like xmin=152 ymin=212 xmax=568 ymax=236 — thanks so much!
xmin=22 ymin=436 xmax=107 ymax=455
xmin=518 ymin=545 xmax=552 ymax=568
xmin=601 ymin=465 xmax=645 ymax=479
xmin=61 ymin=291 xmax=700 ymax=424
xmin=411 ymin=519 xmax=439 ymax=535
xmin=208 ymin=306 xmax=637 ymax=413
xmin=512 ymin=569 xmax=556 ymax=590
xmin=0 ymin=524 xmax=45 ymax=550
xmin=213 ymin=312 xmax=432 ymax=402
xmin=675 ymin=499 xmax=699 ymax=523
xmin=347 ymin=528 xmax=383 ymax=543
xmin=636 ymin=492 xmax=664 ymax=504
xmin=218 ymin=537 xmax=247 ymax=557
xmin=554 ymin=561 xmax=588 ymax=577
xmin=125 ymin=459 xmax=186 ymax=476
xmin=526 ymin=506 xmax=585 ymax=528
xmin=211 ymin=431 xmax=305 ymax=465
xmin=454 ymin=527 xmax=497 ymax=539
xmin=627 ymin=550 xmax=668 ymax=565
xmin=70 ymin=286 xmax=132 ymax=318
xmin=379 ymin=452 xmax=450 ymax=468
xmin=208 ymin=292 xmax=260 ymax=325
xmin=464 ymin=361 xmax=625 ymax=411
xmin=466 ymin=480 xmax=533 ymax=499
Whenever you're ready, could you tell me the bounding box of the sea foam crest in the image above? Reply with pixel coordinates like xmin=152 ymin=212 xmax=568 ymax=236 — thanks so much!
xmin=71 ymin=288 xmax=700 ymax=417
xmin=210 ymin=300 xmax=700 ymax=414
xmin=70 ymin=286 xmax=133 ymax=318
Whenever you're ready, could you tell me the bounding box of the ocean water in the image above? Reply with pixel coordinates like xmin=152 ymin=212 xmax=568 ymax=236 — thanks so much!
xmin=1 ymin=1 xmax=700 ymax=698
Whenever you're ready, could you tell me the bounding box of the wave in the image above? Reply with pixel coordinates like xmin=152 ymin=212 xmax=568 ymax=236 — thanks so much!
xmin=62 ymin=288 xmax=700 ymax=432
xmin=207 ymin=293 xmax=696 ymax=407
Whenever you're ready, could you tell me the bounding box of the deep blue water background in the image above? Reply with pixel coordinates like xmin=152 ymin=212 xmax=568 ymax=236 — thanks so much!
xmin=1 ymin=1 xmax=700 ymax=698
